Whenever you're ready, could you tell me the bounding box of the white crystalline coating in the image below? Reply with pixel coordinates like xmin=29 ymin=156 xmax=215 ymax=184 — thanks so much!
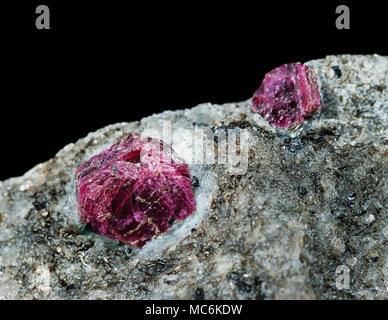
xmin=0 ymin=55 xmax=387 ymax=300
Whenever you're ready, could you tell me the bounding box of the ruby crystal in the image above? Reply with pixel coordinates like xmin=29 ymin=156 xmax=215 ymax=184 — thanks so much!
xmin=251 ymin=63 xmax=322 ymax=130
xmin=76 ymin=133 xmax=196 ymax=248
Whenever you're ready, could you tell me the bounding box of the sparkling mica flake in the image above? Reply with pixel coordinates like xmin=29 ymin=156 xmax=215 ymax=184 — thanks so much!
xmin=76 ymin=133 xmax=196 ymax=248
xmin=251 ymin=63 xmax=322 ymax=130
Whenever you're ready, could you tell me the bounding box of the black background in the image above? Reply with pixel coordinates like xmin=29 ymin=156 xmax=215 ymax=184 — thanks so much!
xmin=2 ymin=1 xmax=387 ymax=180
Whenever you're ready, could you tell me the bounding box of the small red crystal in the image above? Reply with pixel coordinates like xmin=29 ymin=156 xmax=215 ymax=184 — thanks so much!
xmin=76 ymin=133 xmax=196 ymax=248
xmin=251 ymin=63 xmax=322 ymax=130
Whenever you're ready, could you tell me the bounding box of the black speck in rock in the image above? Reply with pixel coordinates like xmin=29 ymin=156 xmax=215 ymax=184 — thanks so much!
xmin=194 ymin=288 xmax=205 ymax=300
xmin=124 ymin=247 xmax=133 ymax=257
xmin=347 ymin=192 xmax=357 ymax=208
xmin=237 ymin=281 xmax=252 ymax=293
xmin=32 ymin=200 xmax=50 ymax=211
xmin=348 ymin=192 xmax=357 ymax=201
xmin=191 ymin=228 xmax=197 ymax=233
xmin=332 ymin=66 xmax=342 ymax=78
xmin=83 ymin=223 xmax=94 ymax=233
xmin=372 ymin=256 xmax=379 ymax=263
xmin=168 ymin=218 xmax=175 ymax=226
xmin=228 ymin=271 xmax=241 ymax=281
xmin=309 ymin=210 xmax=316 ymax=215
xmin=191 ymin=176 xmax=200 ymax=188
xmin=297 ymin=186 xmax=308 ymax=198
xmin=228 ymin=271 xmax=252 ymax=293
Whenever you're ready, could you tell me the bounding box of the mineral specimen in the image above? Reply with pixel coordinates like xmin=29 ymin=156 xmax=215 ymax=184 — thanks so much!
xmin=0 ymin=55 xmax=387 ymax=300
xmin=251 ymin=62 xmax=322 ymax=130
xmin=76 ymin=133 xmax=196 ymax=248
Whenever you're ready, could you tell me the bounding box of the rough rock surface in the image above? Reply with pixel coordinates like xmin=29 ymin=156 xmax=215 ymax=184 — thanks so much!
xmin=0 ymin=55 xmax=387 ymax=299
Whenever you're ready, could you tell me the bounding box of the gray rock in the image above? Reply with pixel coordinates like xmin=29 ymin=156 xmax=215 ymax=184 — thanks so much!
xmin=0 ymin=55 xmax=387 ymax=299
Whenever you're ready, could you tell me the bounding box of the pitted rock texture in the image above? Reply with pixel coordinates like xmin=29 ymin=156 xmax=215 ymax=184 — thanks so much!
xmin=0 ymin=55 xmax=387 ymax=299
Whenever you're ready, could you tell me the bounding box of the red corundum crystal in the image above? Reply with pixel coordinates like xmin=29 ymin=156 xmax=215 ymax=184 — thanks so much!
xmin=76 ymin=133 xmax=196 ymax=248
xmin=251 ymin=63 xmax=322 ymax=130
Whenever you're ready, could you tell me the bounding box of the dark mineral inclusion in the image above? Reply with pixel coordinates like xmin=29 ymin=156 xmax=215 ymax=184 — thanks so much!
xmin=76 ymin=133 xmax=196 ymax=248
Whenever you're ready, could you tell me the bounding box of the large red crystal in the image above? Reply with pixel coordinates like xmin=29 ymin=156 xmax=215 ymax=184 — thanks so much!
xmin=251 ymin=63 xmax=322 ymax=130
xmin=76 ymin=133 xmax=196 ymax=248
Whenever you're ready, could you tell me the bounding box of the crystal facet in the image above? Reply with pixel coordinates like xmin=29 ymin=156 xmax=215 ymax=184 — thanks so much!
xmin=76 ymin=133 xmax=196 ymax=248
xmin=251 ymin=63 xmax=322 ymax=130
